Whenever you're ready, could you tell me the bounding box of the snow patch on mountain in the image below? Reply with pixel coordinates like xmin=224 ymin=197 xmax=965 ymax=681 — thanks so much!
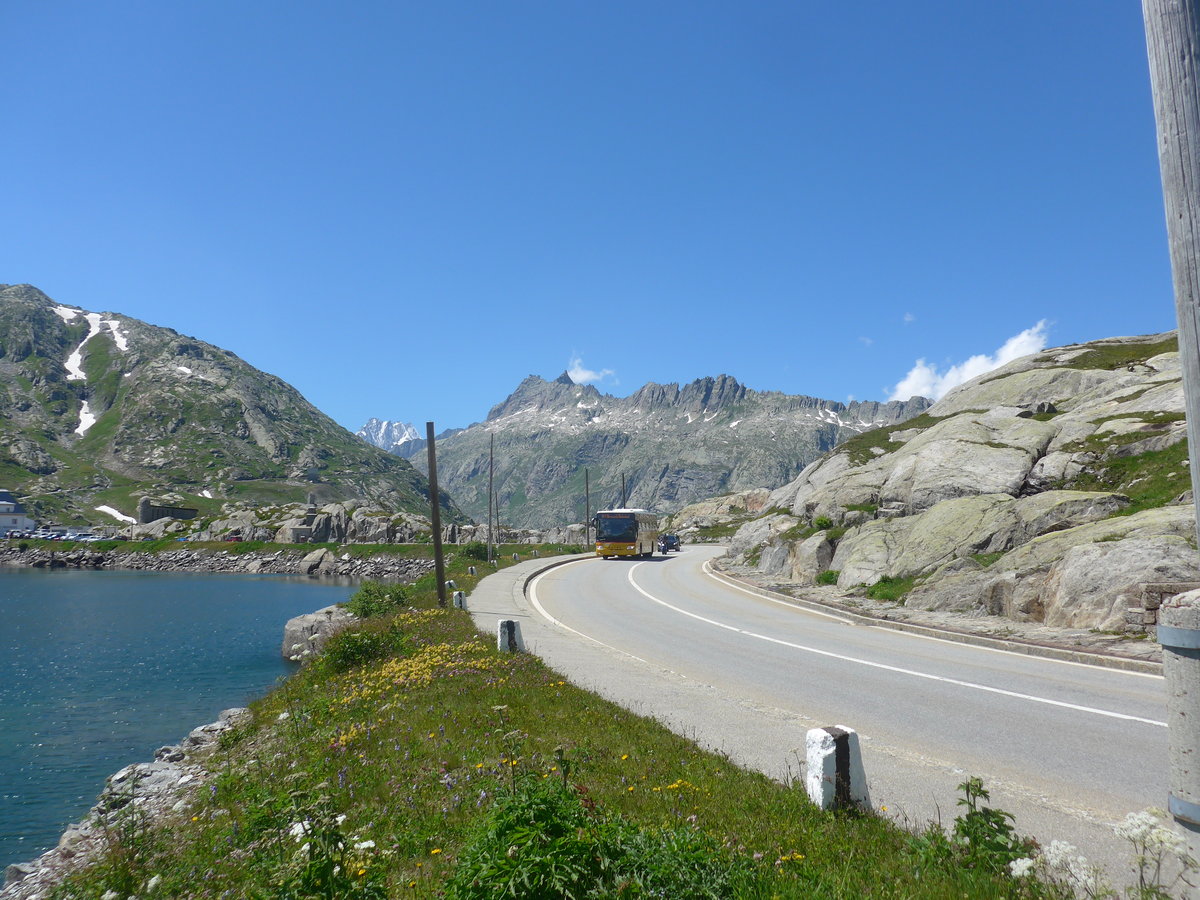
xmin=96 ymin=505 xmax=136 ymax=523
xmin=75 ymin=401 xmax=96 ymax=436
xmin=65 ymin=314 xmax=104 ymax=380
xmin=107 ymin=318 xmax=129 ymax=351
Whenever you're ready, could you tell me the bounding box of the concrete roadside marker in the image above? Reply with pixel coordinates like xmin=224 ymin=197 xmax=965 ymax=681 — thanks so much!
xmin=497 ymin=619 xmax=525 ymax=653
xmin=805 ymin=725 xmax=870 ymax=811
xmin=452 ymin=590 xmax=466 ymax=609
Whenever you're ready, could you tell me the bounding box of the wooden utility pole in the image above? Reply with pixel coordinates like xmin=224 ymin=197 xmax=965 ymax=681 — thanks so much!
xmin=487 ymin=433 xmax=495 ymax=565
xmin=585 ymin=468 xmax=591 ymax=548
xmin=1143 ymin=0 xmax=1200 ymax=868
xmin=426 ymin=422 xmax=447 ymax=608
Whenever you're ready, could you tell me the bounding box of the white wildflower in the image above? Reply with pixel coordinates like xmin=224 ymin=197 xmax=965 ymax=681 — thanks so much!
xmin=1008 ymin=857 xmax=1035 ymax=878
xmin=145 ymin=874 xmax=163 ymax=893
xmin=288 ymin=820 xmax=311 ymax=841
xmin=354 ymin=839 xmax=376 ymax=851
xmin=1041 ymin=840 xmax=1077 ymax=870
xmin=1114 ymin=810 xmax=1159 ymax=843
xmin=336 ymin=814 xmax=347 ymax=825
xmin=1147 ymin=825 xmax=1186 ymax=854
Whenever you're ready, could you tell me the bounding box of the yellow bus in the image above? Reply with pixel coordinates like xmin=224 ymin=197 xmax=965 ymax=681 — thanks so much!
xmin=594 ymin=508 xmax=659 ymax=558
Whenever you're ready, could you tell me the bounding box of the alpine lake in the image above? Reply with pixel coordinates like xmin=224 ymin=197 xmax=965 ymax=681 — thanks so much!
xmin=0 ymin=567 xmax=356 ymax=868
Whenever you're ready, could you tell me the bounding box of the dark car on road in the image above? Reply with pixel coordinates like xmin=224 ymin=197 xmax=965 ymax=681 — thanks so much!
xmin=659 ymin=533 xmax=681 ymax=553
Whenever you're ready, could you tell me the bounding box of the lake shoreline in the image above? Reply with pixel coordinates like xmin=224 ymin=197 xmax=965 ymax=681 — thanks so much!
xmin=0 ymin=566 xmax=370 ymax=893
xmin=0 ymin=545 xmax=436 ymax=581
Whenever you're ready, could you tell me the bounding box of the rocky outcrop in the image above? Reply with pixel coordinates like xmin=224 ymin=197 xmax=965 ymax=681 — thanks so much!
xmin=2 ymin=709 xmax=249 ymax=899
xmin=282 ymin=604 xmax=357 ymax=661
xmin=829 ymin=490 xmax=1132 ymax=587
xmin=662 ymin=489 xmax=776 ymax=543
xmin=725 ymin=332 xmax=1200 ymax=631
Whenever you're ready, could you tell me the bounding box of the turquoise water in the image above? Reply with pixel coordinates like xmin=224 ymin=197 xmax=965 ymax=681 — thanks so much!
xmin=0 ymin=568 xmax=355 ymax=867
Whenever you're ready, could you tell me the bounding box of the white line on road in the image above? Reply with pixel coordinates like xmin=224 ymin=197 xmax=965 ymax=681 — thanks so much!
xmin=628 ymin=564 xmax=1167 ymax=728
xmin=528 ymin=562 xmax=653 ymax=665
xmin=702 ymin=559 xmax=1163 ymax=680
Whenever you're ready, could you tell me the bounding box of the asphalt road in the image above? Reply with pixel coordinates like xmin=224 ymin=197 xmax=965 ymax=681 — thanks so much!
xmin=471 ymin=545 xmax=1169 ymax=879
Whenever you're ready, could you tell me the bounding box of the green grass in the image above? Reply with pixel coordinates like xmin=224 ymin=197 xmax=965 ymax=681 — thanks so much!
xmin=972 ymin=552 xmax=1006 ymax=568
xmin=1089 ymin=410 xmax=1186 ymax=427
xmin=1062 ymin=335 xmax=1177 ymax=370
xmin=49 ymin=547 xmax=1047 ymax=899
xmin=690 ymin=521 xmax=744 ymax=541
xmin=863 ymin=575 xmax=918 ymax=602
xmin=1063 ymin=438 xmax=1190 ymax=515
xmin=836 ymin=411 xmax=987 ymax=466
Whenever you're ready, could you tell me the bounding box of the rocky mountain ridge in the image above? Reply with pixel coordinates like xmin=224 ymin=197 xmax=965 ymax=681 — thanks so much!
xmin=0 ymin=284 xmax=463 ymax=528
xmin=366 ymin=372 xmax=930 ymax=528
xmin=723 ymin=331 xmax=1198 ymax=631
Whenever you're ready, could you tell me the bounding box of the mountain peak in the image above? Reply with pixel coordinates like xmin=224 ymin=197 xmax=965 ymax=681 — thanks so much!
xmin=554 ymin=371 xmax=576 ymax=386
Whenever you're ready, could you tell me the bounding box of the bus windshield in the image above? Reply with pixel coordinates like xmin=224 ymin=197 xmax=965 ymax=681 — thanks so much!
xmin=595 ymin=515 xmax=637 ymax=543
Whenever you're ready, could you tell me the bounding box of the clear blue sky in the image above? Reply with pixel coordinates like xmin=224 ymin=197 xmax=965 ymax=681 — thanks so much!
xmin=1 ymin=2 xmax=1175 ymax=432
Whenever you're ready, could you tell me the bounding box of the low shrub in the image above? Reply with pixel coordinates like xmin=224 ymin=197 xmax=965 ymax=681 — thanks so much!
xmin=459 ymin=540 xmax=489 ymax=561
xmin=315 ymin=620 xmax=411 ymax=674
xmin=444 ymin=777 xmax=762 ymax=899
xmin=813 ymin=516 xmax=834 ymax=530
xmin=345 ymin=580 xmax=409 ymax=618
xmin=816 ymin=570 xmax=839 ymax=586
xmin=908 ymin=777 xmax=1034 ymax=878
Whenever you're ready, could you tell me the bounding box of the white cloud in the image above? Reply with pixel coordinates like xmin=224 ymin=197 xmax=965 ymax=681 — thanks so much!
xmin=903 ymin=312 xmax=915 ymax=324
xmin=888 ymin=320 xmax=1049 ymax=401
xmin=858 ymin=336 xmax=874 ymax=346
xmin=568 ymin=355 xmax=615 ymax=385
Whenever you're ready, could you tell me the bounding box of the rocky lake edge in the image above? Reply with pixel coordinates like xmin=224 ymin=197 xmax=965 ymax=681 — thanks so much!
xmin=0 ymin=544 xmax=437 ymax=581
xmin=0 ymin=545 xmax=435 ymax=896
xmin=2 ymin=709 xmax=249 ymax=898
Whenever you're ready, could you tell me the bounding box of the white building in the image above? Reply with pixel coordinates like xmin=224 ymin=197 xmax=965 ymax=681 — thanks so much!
xmin=0 ymin=490 xmax=37 ymax=536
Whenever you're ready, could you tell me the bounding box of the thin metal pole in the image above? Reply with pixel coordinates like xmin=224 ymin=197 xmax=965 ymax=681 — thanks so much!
xmin=621 ymin=473 xmax=627 ymax=508
xmin=426 ymin=421 xmax=447 ymax=608
xmin=1143 ymin=0 xmax=1200 ymax=866
xmin=488 ymin=433 xmax=494 ymax=564
xmin=585 ymin=468 xmax=590 ymax=548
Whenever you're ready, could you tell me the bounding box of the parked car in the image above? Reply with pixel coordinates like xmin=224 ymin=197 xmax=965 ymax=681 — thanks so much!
xmin=659 ymin=533 xmax=681 ymax=553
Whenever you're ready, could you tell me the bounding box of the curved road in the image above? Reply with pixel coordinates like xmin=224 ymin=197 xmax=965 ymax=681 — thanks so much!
xmin=479 ymin=545 xmax=1168 ymax=872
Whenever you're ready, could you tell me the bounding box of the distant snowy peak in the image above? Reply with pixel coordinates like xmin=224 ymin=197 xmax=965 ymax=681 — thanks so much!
xmin=357 ymin=418 xmax=422 ymax=452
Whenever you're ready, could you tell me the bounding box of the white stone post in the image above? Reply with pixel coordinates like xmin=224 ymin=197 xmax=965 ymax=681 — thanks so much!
xmin=452 ymin=590 xmax=466 ymax=609
xmin=497 ymin=619 xmax=525 ymax=653
xmin=805 ymin=725 xmax=870 ymax=811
